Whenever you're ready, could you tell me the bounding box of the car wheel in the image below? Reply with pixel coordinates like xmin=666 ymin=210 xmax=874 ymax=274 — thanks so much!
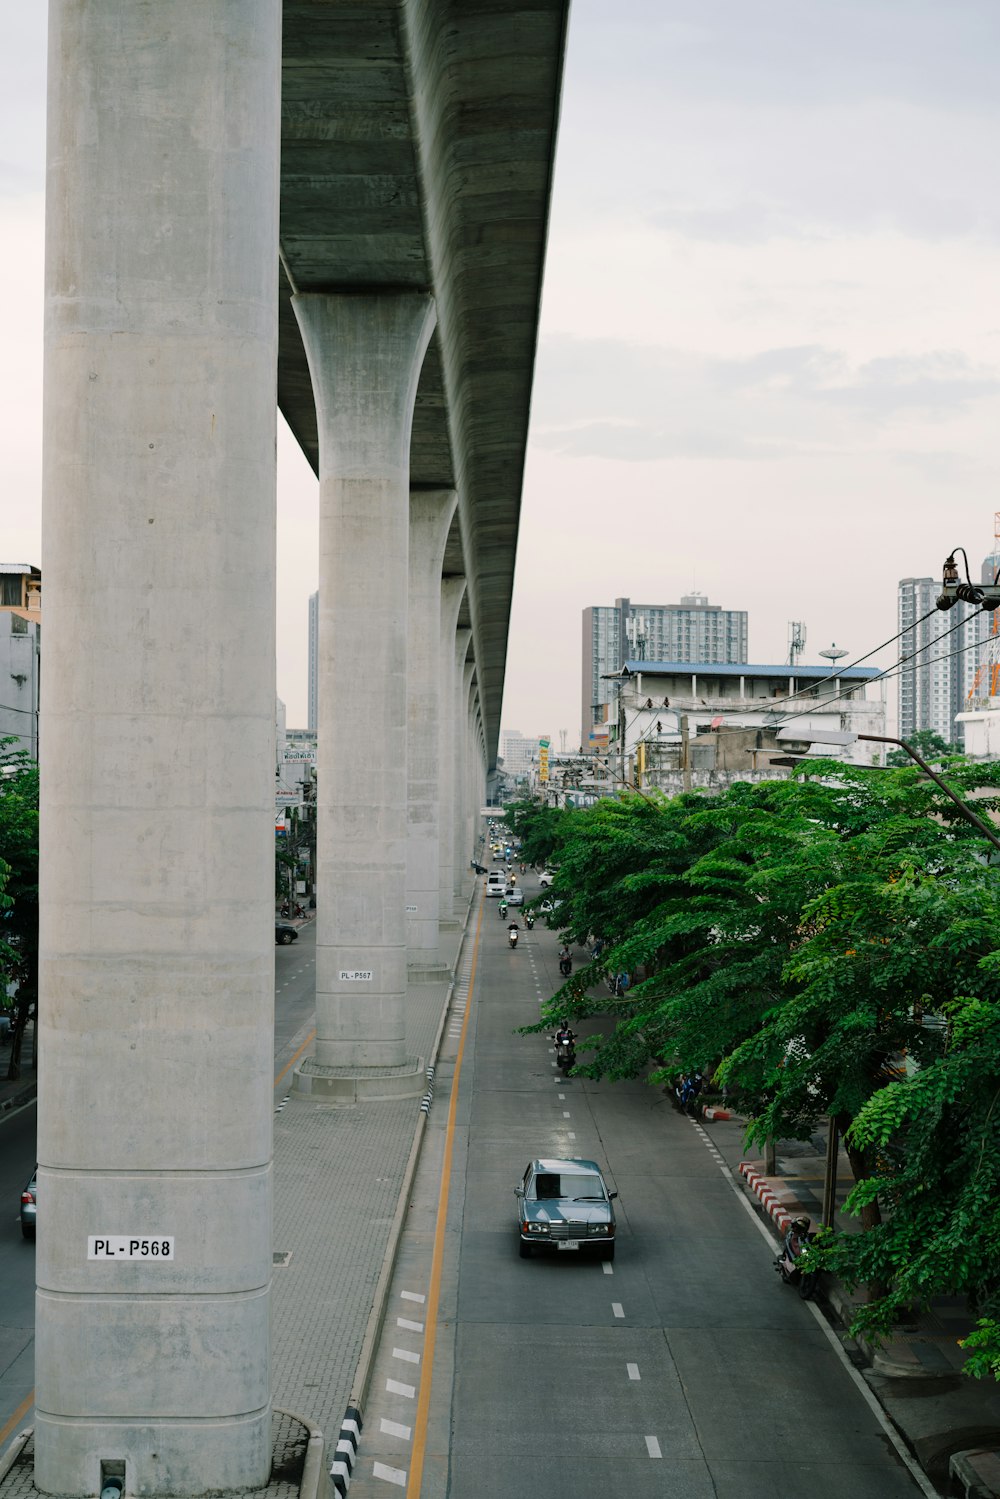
xmin=279 ymin=931 xmax=293 ymax=945
xmin=22 ymin=1225 xmax=34 ymax=1241
xmin=518 ymin=1239 xmax=532 ymax=1259
xmin=601 ymin=1241 xmax=615 ymax=1262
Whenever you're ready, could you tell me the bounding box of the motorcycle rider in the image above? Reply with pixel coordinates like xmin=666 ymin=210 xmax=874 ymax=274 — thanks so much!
xmin=555 ymin=1020 xmax=576 ymax=1048
xmin=507 ymin=920 xmax=520 ymax=947
xmin=498 ymin=896 xmax=508 ymax=920
xmin=558 ymin=943 xmax=572 ymax=975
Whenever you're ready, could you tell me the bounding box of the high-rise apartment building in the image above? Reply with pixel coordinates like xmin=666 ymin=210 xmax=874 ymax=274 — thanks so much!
xmin=499 ymin=729 xmax=539 ymax=781
xmin=307 ymin=590 xmax=319 ymax=733
xmin=582 ymin=594 xmax=748 ymax=747
xmin=897 ymin=576 xmax=989 ymax=744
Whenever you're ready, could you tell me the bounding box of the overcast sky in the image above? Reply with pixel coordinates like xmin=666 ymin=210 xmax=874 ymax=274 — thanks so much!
xmin=4 ymin=4 xmax=999 ymax=747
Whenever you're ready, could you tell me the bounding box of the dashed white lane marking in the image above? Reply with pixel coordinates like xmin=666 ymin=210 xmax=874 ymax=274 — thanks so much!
xmin=380 ymin=1418 xmax=412 ymax=1441
xmin=562 ymin=1111 xmax=571 ymax=1118
xmin=602 ymin=1262 xmax=614 ymax=1276
xmin=373 ymin=1460 xmax=407 ymax=1486
xmin=551 ymin=1061 xmax=557 ymax=1067
xmin=400 ymin=1290 xmax=425 ymax=1303
xmin=386 ymin=1378 xmax=415 ymax=1398
xmin=612 ymin=1302 xmax=625 ymax=1318
xmin=645 ymin=1437 xmax=662 ymax=1459
xmin=397 ymin=1316 xmax=424 ymax=1332
xmin=558 ymin=1093 xmax=566 ymax=1100
xmin=627 ymin=1363 xmax=640 ymax=1380
xmin=393 ymin=1346 xmax=420 ymax=1364
xmin=567 ymin=1132 xmax=576 ymax=1140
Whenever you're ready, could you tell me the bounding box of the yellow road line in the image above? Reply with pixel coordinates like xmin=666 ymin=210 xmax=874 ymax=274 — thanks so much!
xmin=273 ymin=1028 xmax=316 ymax=1090
xmin=1 ymin=1026 xmax=320 ymax=1446
xmin=0 ymin=1392 xmax=33 ymax=1450
xmin=406 ymin=892 xmax=484 ymax=1499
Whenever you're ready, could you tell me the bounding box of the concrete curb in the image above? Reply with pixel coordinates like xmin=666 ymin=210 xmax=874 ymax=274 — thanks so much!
xmin=272 ymin=1408 xmax=329 ymax=1499
xmin=0 ymin=1429 xmax=30 ymax=1487
xmin=0 ymin=1080 xmax=37 ymax=1116
xmin=332 ymin=882 xmax=477 ymax=1494
xmin=738 ymin=1161 xmax=795 ymax=1235
xmin=951 ymin=1447 xmax=1000 ymax=1498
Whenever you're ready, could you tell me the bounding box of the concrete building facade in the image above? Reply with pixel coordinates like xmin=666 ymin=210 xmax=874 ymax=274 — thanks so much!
xmin=582 ymin=594 xmax=748 ymax=748
xmin=599 ymin=659 xmax=886 ymax=793
xmin=0 ymin=564 xmax=42 ymax=760
xmin=897 ymin=577 xmax=987 ymax=745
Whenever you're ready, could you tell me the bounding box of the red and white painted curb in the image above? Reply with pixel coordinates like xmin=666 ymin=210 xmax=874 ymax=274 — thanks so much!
xmin=738 ymin=1161 xmax=799 ymax=1234
xmin=701 ymin=1106 xmax=732 ymax=1121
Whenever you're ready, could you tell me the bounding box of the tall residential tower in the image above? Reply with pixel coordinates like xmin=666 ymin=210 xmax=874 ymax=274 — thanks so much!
xmin=582 ymin=593 xmax=747 ymax=748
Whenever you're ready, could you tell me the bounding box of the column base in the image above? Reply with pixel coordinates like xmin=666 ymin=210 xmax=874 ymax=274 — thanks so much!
xmin=438 ymin=918 xmax=462 ymax=934
xmin=291 ymin=1055 xmax=427 ymax=1104
xmin=407 ymin=962 xmax=452 ymax=984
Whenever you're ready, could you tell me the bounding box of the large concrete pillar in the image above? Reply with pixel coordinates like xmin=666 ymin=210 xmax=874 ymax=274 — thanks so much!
xmin=454 ymin=660 xmax=476 ymax=906
xmin=437 ymin=603 xmax=468 ymax=930
xmin=292 ymin=291 xmax=436 ymax=1090
xmin=406 ymin=492 xmax=457 ymax=978
xmin=38 ymin=6 xmax=280 ymax=1494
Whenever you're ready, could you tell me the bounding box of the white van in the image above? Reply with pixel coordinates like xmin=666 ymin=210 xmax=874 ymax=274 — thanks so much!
xmin=486 ymin=871 xmax=507 ymax=897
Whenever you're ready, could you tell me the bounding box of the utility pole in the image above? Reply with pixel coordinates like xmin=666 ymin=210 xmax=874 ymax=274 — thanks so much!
xmin=680 ymin=714 xmax=691 ymax=791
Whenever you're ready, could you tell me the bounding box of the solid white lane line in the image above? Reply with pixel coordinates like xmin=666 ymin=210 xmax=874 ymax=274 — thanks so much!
xmin=612 ymin=1302 xmax=624 ymax=1318
xmin=397 ymin=1317 xmax=424 ymax=1332
xmin=393 ymin=1347 xmax=420 ymax=1364
xmin=627 ymin=1363 xmax=640 ymax=1381
xmin=645 ymin=1436 xmax=662 ymax=1459
xmin=386 ymin=1379 xmax=415 ymax=1399
xmin=380 ymin=1418 xmax=412 ymax=1441
xmin=373 ymin=1461 xmax=407 ymax=1486
xmin=400 ymin=1291 xmax=425 ymax=1303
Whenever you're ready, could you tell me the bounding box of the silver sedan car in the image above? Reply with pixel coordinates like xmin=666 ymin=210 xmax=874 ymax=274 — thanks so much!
xmin=515 ymin=1157 xmax=617 ymax=1261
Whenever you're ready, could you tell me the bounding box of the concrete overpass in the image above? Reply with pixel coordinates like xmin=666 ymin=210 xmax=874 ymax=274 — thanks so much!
xmin=37 ymin=3 xmax=567 ymax=1495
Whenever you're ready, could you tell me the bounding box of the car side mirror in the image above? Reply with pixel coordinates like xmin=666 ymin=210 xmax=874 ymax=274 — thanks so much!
xmin=515 ymin=1186 xmax=524 ymax=1197
xmin=609 ymin=1191 xmax=618 ymax=1200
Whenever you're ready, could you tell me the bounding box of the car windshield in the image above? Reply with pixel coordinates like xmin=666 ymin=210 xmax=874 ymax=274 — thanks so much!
xmin=532 ymin=1172 xmax=604 ymax=1201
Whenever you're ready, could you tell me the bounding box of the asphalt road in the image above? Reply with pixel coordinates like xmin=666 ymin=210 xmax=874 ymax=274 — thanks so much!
xmin=0 ymin=921 xmax=317 ymax=1448
xmin=356 ymin=880 xmax=931 ymax=1499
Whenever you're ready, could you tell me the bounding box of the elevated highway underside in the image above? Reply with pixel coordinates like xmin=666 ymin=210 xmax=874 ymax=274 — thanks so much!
xmin=278 ymin=0 xmax=569 ymax=766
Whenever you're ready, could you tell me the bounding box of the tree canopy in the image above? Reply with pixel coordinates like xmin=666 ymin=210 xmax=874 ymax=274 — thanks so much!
xmin=516 ymin=757 xmax=1000 ymax=1373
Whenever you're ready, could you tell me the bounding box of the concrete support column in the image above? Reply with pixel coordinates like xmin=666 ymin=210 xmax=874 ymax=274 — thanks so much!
xmin=292 ymin=291 xmax=436 ymax=1081
xmin=406 ymin=491 xmax=457 ymax=977
xmin=38 ymin=6 xmax=280 ymax=1494
xmin=438 ymin=605 xmax=468 ymax=929
xmin=454 ymin=661 xmax=476 ymax=906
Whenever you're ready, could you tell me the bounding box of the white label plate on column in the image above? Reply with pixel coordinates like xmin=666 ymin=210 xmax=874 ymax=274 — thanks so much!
xmin=88 ymin=1236 xmax=175 ymax=1260
xmin=339 ymin=970 xmax=373 ymax=982
xmin=405 ymin=904 xmax=417 ymax=913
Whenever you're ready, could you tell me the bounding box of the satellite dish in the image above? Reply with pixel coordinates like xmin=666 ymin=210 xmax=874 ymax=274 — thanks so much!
xmin=818 ymin=643 xmax=848 ymax=665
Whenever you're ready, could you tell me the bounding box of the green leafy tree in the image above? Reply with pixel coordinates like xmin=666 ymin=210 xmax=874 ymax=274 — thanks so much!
xmin=501 ymin=799 xmax=567 ymax=868
xmin=885 ymin=729 xmax=960 ymax=767
xmin=0 ymin=743 xmax=39 ymax=1080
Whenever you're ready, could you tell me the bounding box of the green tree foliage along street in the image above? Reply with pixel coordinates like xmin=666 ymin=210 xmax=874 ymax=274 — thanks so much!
xmin=0 ymin=741 xmax=39 ymax=1080
xmin=507 ymin=758 xmax=1000 ymax=1376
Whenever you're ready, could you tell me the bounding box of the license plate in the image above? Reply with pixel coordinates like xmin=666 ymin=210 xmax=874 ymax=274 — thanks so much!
xmin=557 ymin=1241 xmax=580 ymax=1251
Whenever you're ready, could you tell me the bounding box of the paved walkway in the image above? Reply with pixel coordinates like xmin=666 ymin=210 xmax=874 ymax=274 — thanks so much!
xmin=0 ymin=883 xmax=475 ymax=1499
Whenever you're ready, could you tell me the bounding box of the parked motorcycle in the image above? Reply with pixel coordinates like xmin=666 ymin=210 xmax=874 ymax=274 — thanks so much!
xmin=775 ymin=1216 xmax=818 ymax=1299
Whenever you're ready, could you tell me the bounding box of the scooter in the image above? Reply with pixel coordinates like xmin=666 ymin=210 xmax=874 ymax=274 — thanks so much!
xmin=508 ymin=927 xmax=519 ymax=949
xmin=554 ymin=1036 xmax=576 ymax=1075
xmin=775 ymin=1216 xmax=818 ymax=1299
xmin=558 ymin=954 xmax=572 ymax=978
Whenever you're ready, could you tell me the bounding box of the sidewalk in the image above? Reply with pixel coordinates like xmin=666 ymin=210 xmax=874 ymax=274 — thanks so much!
xmin=0 ymin=883 xmax=476 ymax=1499
xmin=0 ymin=1028 xmax=37 ymax=1117
xmin=694 ymin=1101 xmax=1000 ymax=1496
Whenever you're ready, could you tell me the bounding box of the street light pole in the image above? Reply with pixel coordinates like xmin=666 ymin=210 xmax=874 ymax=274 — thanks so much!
xmin=857 ymin=733 xmax=1000 ymax=856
